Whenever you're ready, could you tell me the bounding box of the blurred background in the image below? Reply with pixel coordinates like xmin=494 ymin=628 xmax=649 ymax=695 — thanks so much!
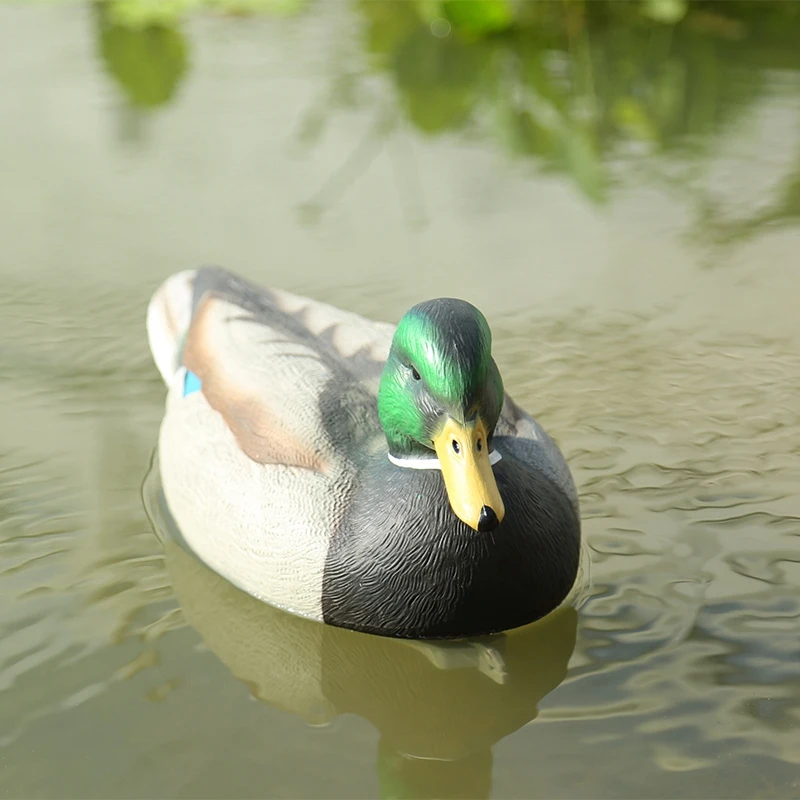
xmin=1 ymin=1 xmax=799 ymax=798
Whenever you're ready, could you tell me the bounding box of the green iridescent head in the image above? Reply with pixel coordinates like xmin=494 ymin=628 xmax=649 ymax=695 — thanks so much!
xmin=377 ymin=298 xmax=506 ymax=531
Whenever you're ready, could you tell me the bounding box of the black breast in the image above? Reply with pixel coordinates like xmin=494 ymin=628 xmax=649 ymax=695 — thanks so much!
xmin=321 ymin=441 xmax=581 ymax=638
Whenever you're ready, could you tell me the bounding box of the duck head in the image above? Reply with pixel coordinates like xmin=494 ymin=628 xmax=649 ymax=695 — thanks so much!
xmin=377 ymin=298 xmax=505 ymax=532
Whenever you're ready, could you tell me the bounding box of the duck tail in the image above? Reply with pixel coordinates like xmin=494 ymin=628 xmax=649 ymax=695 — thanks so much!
xmin=146 ymin=269 xmax=198 ymax=385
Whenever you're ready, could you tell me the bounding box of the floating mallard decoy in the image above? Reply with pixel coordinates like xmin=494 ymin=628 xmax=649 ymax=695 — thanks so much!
xmin=146 ymin=266 xmax=582 ymax=639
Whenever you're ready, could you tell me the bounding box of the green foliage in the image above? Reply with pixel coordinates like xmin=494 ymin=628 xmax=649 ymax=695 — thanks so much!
xmin=641 ymin=0 xmax=688 ymax=25
xmin=96 ymin=3 xmax=188 ymax=108
xmin=99 ymin=0 xmax=308 ymax=26
xmin=104 ymin=0 xmax=193 ymax=28
xmin=440 ymin=0 xmax=514 ymax=35
xmin=86 ymin=0 xmax=800 ymax=208
xmin=393 ymin=29 xmax=488 ymax=134
xmin=354 ymin=1 xmax=800 ymax=203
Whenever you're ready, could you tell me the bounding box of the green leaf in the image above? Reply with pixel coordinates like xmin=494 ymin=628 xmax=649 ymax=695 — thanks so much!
xmin=212 ymin=0 xmax=309 ymax=16
xmin=411 ymin=0 xmax=444 ymax=25
xmin=97 ymin=7 xmax=188 ymax=108
xmin=105 ymin=0 xmax=191 ymax=28
xmin=393 ymin=28 xmax=486 ymax=133
xmin=358 ymin=0 xmax=420 ymax=66
xmin=442 ymin=0 xmax=513 ymax=35
xmin=641 ymin=0 xmax=688 ymax=25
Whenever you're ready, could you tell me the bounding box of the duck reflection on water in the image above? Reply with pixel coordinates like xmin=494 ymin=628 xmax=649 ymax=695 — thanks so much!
xmin=145 ymin=456 xmax=578 ymax=799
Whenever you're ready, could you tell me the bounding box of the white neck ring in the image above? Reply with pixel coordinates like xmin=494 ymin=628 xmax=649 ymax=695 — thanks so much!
xmin=387 ymin=449 xmax=502 ymax=471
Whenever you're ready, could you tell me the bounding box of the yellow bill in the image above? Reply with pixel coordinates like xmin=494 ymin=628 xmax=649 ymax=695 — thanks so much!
xmin=432 ymin=416 xmax=505 ymax=532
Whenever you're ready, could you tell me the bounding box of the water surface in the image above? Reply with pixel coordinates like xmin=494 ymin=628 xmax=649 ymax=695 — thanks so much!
xmin=1 ymin=2 xmax=799 ymax=797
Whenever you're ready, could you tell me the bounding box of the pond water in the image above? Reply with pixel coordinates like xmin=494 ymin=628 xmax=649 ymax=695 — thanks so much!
xmin=1 ymin=2 xmax=799 ymax=797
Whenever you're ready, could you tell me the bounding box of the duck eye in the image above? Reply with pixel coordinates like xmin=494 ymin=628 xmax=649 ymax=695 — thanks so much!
xmin=411 ymin=366 xmax=421 ymax=381
xmin=476 ymin=439 xmax=482 ymax=452
xmin=451 ymin=439 xmax=460 ymax=454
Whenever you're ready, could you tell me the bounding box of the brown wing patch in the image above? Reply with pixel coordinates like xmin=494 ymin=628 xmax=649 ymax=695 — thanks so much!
xmin=183 ymin=298 xmax=328 ymax=473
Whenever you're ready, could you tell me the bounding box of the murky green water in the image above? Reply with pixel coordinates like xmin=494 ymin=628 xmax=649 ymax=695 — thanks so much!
xmin=2 ymin=2 xmax=800 ymax=797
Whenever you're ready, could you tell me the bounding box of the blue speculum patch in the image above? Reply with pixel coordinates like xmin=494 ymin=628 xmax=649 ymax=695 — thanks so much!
xmin=183 ymin=369 xmax=202 ymax=396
